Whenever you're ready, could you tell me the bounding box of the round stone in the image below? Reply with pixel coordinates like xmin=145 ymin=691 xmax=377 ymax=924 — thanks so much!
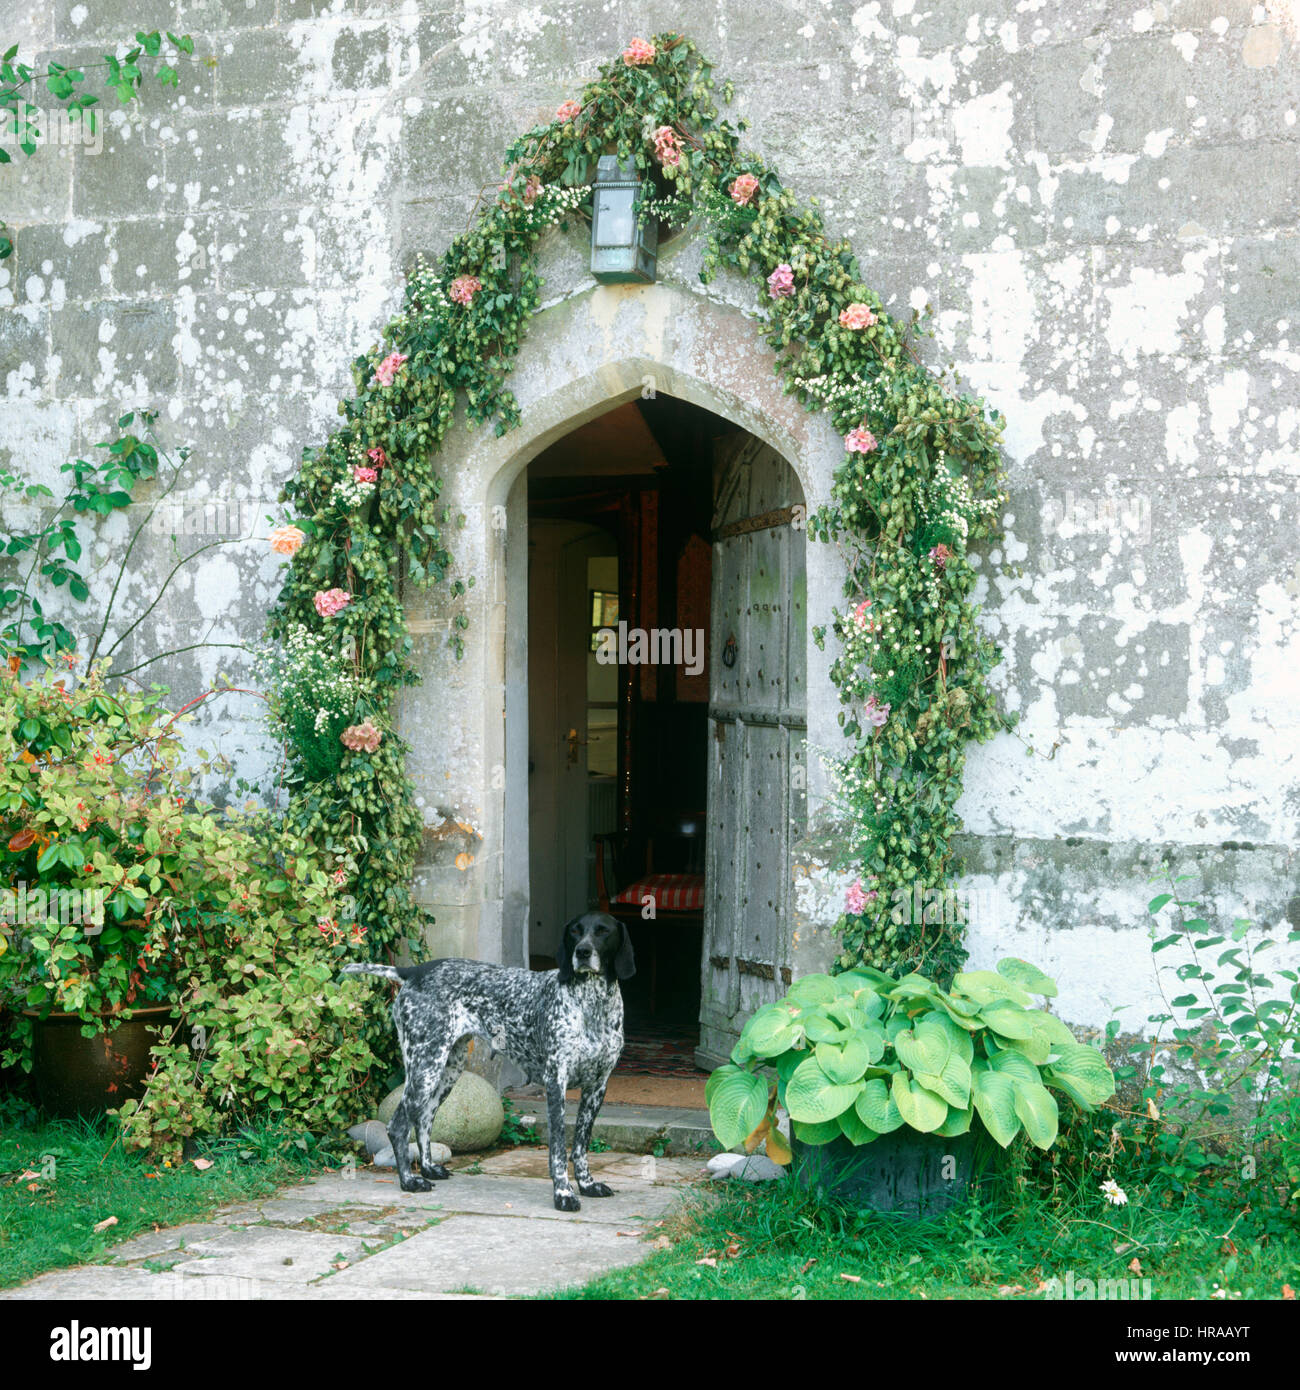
xmin=375 ymin=1075 xmax=504 ymax=1153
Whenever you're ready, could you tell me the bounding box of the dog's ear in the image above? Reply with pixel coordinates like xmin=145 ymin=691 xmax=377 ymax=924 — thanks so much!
xmin=612 ymin=920 xmax=636 ymax=981
xmin=556 ymin=917 xmax=581 ymax=984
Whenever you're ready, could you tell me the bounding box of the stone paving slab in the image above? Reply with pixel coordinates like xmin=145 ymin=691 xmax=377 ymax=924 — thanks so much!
xmin=319 ymin=1212 xmax=652 ymax=1297
xmin=167 ymin=1226 xmax=372 ymax=1284
xmin=0 ymin=1150 xmax=704 ymax=1301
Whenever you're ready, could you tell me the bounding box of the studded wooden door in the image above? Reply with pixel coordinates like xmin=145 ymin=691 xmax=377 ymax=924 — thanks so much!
xmin=697 ymin=435 xmax=807 ymax=1068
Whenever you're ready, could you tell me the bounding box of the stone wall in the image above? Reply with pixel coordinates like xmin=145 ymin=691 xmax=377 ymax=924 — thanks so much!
xmin=2 ymin=0 xmax=1297 ymax=1026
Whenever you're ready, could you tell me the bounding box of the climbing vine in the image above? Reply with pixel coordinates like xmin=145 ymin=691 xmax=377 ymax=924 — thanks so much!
xmin=267 ymin=31 xmax=1011 ymax=998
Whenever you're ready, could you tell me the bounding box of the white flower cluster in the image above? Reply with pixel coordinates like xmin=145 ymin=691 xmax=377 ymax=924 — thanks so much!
xmin=517 ymin=182 xmax=586 ymax=233
xmin=919 ymin=451 xmax=1001 ymax=545
xmin=332 ymin=474 xmax=376 ymax=511
xmin=256 ymin=626 xmax=367 ymax=737
xmin=800 ymin=371 xmax=885 ymax=432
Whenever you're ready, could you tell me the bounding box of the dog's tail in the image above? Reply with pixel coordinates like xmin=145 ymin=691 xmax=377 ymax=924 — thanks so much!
xmin=339 ymin=962 xmax=405 ymax=984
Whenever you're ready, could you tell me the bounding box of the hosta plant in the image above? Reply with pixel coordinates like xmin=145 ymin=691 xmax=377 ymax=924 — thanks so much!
xmin=706 ymin=958 xmax=1115 ymax=1159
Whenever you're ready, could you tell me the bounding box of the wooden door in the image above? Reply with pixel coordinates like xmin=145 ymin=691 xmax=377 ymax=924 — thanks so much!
xmin=697 ymin=436 xmax=807 ymax=1067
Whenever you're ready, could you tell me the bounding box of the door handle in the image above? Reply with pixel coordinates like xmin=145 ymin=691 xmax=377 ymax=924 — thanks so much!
xmin=566 ymin=727 xmax=588 ymax=765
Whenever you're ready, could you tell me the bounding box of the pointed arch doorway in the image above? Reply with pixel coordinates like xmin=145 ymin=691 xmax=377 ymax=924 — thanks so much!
xmin=521 ymin=392 xmax=806 ymax=1069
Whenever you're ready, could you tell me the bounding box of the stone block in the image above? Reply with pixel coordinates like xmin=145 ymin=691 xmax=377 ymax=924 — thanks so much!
xmin=49 ymin=297 xmax=177 ymax=397
xmin=1224 ymin=235 xmax=1300 ymax=347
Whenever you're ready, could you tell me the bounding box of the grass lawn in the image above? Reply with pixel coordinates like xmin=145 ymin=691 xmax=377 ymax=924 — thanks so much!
xmin=0 ymin=1096 xmax=339 ymax=1290
xmin=559 ymin=1144 xmax=1300 ymax=1301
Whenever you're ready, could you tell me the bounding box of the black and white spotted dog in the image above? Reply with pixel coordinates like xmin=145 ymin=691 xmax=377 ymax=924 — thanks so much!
xmin=341 ymin=912 xmax=634 ymax=1212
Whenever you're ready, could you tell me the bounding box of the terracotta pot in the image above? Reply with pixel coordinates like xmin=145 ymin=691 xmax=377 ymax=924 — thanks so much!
xmin=23 ymin=1005 xmax=178 ymax=1119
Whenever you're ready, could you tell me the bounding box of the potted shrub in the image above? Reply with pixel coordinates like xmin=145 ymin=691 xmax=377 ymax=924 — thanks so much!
xmin=706 ymin=957 xmax=1115 ymax=1215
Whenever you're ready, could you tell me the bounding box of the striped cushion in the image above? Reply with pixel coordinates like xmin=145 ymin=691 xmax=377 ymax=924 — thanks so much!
xmin=613 ymin=873 xmax=705 ymax=913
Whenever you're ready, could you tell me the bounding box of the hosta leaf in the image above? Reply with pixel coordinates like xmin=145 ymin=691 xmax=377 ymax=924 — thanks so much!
xmin=996 ymin=957 xmax=1059 ymax=997
xmin=936 ymin=1102 xmax=974 ymax=1137
xmin=787 ymin=974 xmax=838 ymax=1005
xmin=816 ymin=1036 xmax=873 ymax=1085
xmin=953 ymin=970 xmax=1033 ymax=1008
xmin=890 ymin=1071 xmax=948 ymax=1133
xmin=837 ymin=1106 xmax=879 ymax=1146
xmin=705 ymin=1065 xmax=770 ymax=1150
xmin=804 ymin=1011 xmax=845 ymax=1044
xmin=1044 ymin=1044 xmax=1116 ymax=1111
xmin=916 ymin=1051 xmax=971 ymax=1110
xmin=765 ymin=1127 xmax=792 ymax=1165
xmin=792 ymin=1117 xmax=841 ymax=1146
xmin=926 ymin=1010 xmax=975 ymax=1062
xmin=785 ymin=1055 xmax=861 ymax=1123
xmin=895 ymin=1021 xmax=950 ymax=1077
xmin=1012 ymin=1080 xmax=1060 ymax=1151
xmin=980 ymin=1000 xmax=1036 ymax=1040
xmin=985 ymin=1048 xmax=1043 ymax=1087
xmin=855 ymin=1077 xmax=904 ymax=1134
xmin=971 ymin=1068 xmax=1021 ymax=1148
xmin=743 ymin=1004 xmax=797 ymax=1057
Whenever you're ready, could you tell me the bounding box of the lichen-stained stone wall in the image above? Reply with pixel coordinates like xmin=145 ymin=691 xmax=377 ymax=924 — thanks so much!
xmin=1 ymin=1 xmax=1297 ymax=1024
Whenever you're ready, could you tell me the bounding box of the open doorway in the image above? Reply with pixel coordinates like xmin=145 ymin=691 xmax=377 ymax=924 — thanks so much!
xmin=525 ymin=394 xmax=806 ymax=1077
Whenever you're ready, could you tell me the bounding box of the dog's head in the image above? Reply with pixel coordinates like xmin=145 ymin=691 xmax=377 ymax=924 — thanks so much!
xmin=556 ymin=912 xmax=635 ymax=985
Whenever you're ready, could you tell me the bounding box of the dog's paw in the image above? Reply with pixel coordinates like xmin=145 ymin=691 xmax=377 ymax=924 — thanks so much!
xmin=420 ymin=1162 xmax=452 ymax=1182
xmin=399 ymin=1176 xmax=434 ymax=1193
xmin=578 ymin=1181 xmax=614 ymax=1198
xmin=553 ymin=1189 xmax=582 ymax=1212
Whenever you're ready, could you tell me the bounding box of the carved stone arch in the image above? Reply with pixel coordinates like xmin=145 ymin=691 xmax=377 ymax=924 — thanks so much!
xmin=400 ymin=279 xmax=845 ymax=972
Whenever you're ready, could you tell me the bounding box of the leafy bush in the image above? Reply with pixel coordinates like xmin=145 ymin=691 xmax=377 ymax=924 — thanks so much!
xmin=0 ymin=661 xmax=384 ymax=1158
xmin=1113 ymin=876 xmax=1300 ymax=1206
xmin=707 ymin=958 xmax=1115 ymax=1159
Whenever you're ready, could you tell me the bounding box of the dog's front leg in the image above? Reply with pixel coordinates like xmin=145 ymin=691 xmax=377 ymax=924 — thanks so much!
xmin=573 ymin=1078 xmax=614 ymax=1198
xmin=546 ymin=1073 xmax=579 ymax=1211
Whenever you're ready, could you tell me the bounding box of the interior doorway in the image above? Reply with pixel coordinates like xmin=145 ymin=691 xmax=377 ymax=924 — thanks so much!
xmin=524 ymin=394 xmax=806 ymax=1075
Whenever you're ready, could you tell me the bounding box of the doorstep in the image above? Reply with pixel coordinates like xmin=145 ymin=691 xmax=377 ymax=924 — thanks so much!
xmin=505 ymin=1096 xmax=719 ymax=1158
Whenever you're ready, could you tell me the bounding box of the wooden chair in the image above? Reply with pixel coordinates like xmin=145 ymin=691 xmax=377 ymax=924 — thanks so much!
xmin=594 ymin=810 xmax=705 ymax=1015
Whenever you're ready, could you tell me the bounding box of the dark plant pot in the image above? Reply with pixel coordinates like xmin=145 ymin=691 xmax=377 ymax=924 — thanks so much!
xmin=792 ymin=1127 xmax=975 ymax=1218
xmin=24 ymin=1006 xmax=175 ymax=1120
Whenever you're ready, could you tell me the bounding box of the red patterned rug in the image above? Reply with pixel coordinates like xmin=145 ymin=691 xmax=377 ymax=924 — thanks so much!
xmin=617 ymin=1018 xmax=706 ymax=1078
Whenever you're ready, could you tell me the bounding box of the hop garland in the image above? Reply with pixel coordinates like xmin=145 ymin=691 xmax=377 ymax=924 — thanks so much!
xmin=265 ymin=32 xmax=1012 ymax=1022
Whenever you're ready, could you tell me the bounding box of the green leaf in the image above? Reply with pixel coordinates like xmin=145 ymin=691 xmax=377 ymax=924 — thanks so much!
xmin=785 ymin=1055 xmax=861 ymax=1124
xmin=791 ymin=1118 xmax=841 ymax=1146
xmin=971 ymin=1067 xmax=1021 ymax=1148
xmin=1043 ymin=1043 xmax=1116 ymax=1111
xmin=894 ymin=1020 xmax=950 ymax=1077
xmin=855 ymin=1077 xmax=904 ymax=1134
xmin=836 ymin=1106 xmax=878 ymax=1146
xmin=996 ymin=957 xmax=1058 ymax=997
xmin=815 ymin=1035 xmax=873 ymax=1085
xmin=953 ymin=969 xmax=1033 ymax=1007
xmin=935 ymin=1102 xmax=974 ymax=1137
xmin=980 ymin=1000 xmax=1037 ymax=1040
xmin=890 ymin=1071 xmax=948 ymax=1133
xmin=741 ymin=1003 xmax=796 ymax=1057
xmin=705 ymin=1065 xmax=769 ymax=1150
xmin=1012 ymin=1080 xmax=1059 ymax=1151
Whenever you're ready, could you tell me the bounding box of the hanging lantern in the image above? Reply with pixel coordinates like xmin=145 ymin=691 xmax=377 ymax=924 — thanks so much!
xmin=590 ymin=155 xmax=657 ymax=284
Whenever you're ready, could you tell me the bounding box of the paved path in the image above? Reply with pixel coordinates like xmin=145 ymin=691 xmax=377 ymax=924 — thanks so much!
xmin=0 ymin=1149 xmax=704 ymax=1300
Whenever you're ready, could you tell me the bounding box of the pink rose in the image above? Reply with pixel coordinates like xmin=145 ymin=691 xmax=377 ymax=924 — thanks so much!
xmin=767 ymin=263 xmax=795 ymax=299
xmin=340 ymin=719 xmax=382 ymax=754
xmin=852 ymin=599 xmax=872 ymax=631
xmin=845 ymin=426 xmax=877 ymax=454
xmin=845 ymin=878 xmax=867 ymax=915
xmin=313 ymin=588 xmax=351 ymax=618
xmin=623 ymin=37 xmax=656 ymax=65
xmin=449 ymin=274 xmax=481 ymax=307
xmin=523 ymin=174 xmax=542 ymax=205
xmin=864 ymin=695 xmax=890 ymax=728
xmin=555 ymin=98 xmax=582 ymax=122
xmin=729 ymin=173 xmax=760 ymax=206
xmin=839 ymin=302 xmax=878 ymax=330
xmin=373 ymin=352 xmax=407 ymax=387
xmin=268 ymin=525 xmax=305 ymax=556
xmin=353 ymin=465 xmax=378 ymax=484
xmin=366 ymin=446 xmax=387 ymax=468
xmin=652 ymin=125 xmax=680 ymax=167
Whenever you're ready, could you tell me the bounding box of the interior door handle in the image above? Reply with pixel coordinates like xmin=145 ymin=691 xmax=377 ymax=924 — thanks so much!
xmin=566 ymin=727 xmax=588 ymax=765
